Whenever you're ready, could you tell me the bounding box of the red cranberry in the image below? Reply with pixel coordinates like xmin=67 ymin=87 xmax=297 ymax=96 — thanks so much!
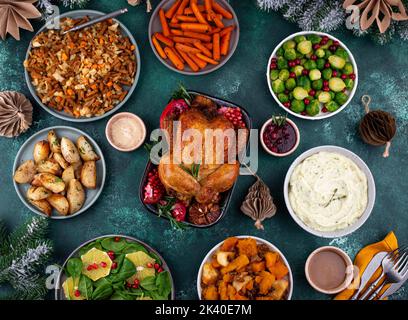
xmin=323 ymin=80 xmax=329 ymax=87
xmin=271 ymin=57 xmax=277 ymax=63
xmin=284 ymin=89 xmax=290 ymax=94
xmin=322 ymin=36 xmax=329 ymax=41
xmin=349 ymin=73 xmax=356 ymax=80
xmin=302 ymin=69 xmax=309 ymax=75
xmin=271 ymin=146 xmax=278 ymax=153
xmin=322 ymin=107 xmax=328 ymax=113
xmin=329 ymin=45 xmax=337 ymax=52
xmin=332 ymin=70 xmax=338 ymax=77
xmin=289 ymin=72 xmax=296 ymax=78
xmin=283 ymin=102 xmax=291 ymax=108
xmin=341 ymin=74 xmax=347 ymax=79
xmin=309 ymin=89 xmax=316 ymax=96
xmin=295 ymin=58 xmax=301 ymax=65
xmin=324 ymin=63 xmax=331 ymax=68
xmin=311 ymin=55 xmax=317 ymax=61
xmin=323 ymin=87 xmax=330 ymax=92
xmin=270 ymin=63 xmax=277 ymax=70
xmin=304 ymin=98 xmax=310 ymax=105
xmin=301 ymin=111 xmax=307 ymax=116
xmin=313 ymin=44 xmax=320 ymax=50
xmin=333 ymin=40 xmax=340 ymax=46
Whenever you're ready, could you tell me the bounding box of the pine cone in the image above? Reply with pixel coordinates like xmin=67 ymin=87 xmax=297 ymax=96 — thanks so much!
xmin=0 ymin=0 xmax=41 ymax=40
xmin=359 ymin=110 xmax=396 ymax=146
xmin=0 ymin=91 xmax=33 ymax=138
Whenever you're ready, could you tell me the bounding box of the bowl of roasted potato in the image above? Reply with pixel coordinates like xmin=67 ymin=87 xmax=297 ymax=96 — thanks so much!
xmin=13 ymin=126 xmax=105 ymax=219
xmin=197 ymin=236 xmax=293 ymax=300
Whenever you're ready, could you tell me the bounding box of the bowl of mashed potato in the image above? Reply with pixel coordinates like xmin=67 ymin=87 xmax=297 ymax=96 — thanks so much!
xmin=284 ymin=146 xmax=375 ymax=238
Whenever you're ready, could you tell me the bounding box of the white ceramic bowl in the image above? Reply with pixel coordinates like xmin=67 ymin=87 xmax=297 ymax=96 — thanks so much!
xmin=105 ymin=112 xmax=146 ymax=152
xmin=260 ymin=117 xmax=300 ymax=157
xmin=284 ymin=146 xmax=375 ymax=238
xmin=197 ymin=235 xmax=293 ymax=300
xmin=266 ymin=31 xmax=358 ymax=120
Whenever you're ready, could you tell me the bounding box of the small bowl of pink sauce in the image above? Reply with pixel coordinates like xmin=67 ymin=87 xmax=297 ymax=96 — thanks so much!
xmin=305 ymin=246 xmax=354 ymax=295
xmin=105 ymin=112 xmax=146 ymax=152
xmin=260 ymin=116 xmax=300 ymax=157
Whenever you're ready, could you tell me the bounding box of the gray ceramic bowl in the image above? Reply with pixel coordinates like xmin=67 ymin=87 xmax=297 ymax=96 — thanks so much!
xmin=149 ymin=0 xmax=239 ymax=75
xmin=284 ymin=146 xmax=375 ymax=238
xmin=12 ymin=126 xmax=106 ymax=219
xmin=197 ymin=236 xmax=293 ymax=300
xmin=55 ymin=234 xmax=175 ymax=300
xmin=24 ymin=10 xmax=141 ymax=122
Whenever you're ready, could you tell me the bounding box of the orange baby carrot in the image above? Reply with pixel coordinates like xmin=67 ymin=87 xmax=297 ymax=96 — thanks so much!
xmin=193 ymin=40 xmax=212 ymax=57
xmin=152 ymin=35 xmax=167 ymax=59
xmin=213 ymin=33 xmax=220 ymax=60
xmin=188 ymin=52 xmax=207 ymax=69
xmin=191 ymin=0 xmax=208 ymax=25
xmin=154 ymin=32 xmax=174 ymax=47
xmin=175 ymin=0 xmax=189 ymax=18
xmin=164 ymin=46 xmax=185 ymax=70
xmin=180 ymin=23 xmax=210 ymax=33
xmin=175 ymin=43 xmax=201 ymax=54
xmin=176 ymin=15 xmax=198 ymax=22
xmin=196 ymin=53 xmax=219 ymax=65
xmin=205 ymin=0 xmax=212 ymax=12
xmin=209 ymin=27 xmax=221 ymax=34
xmin=170 ymin=28 xmax=183 ymax=35
xmin=177 ymin=48 xmax=199 ymax=71
xmin=172 ymin=36 xmax=197 ymax=44
xmin=169 ymin=22 xmax=181 ymax=29
xmin=183 ymin=31 xmax=211 ymax=42
xmin=220 ymin=31 xmax=231 ymax=56
xmin=208 ymin=9 xmax=224 ymax=28
xmin=165 ymin=0 xmax=181 ymax=19
xmin=212 ymin=1 xmax=233 ymax=19
xmin=159 ymin=8 xmax=170 ymax=37
xmin=184 ymin=5 xmax=205 ymax=14
xmin=220 ymin=25 xmax=235 ymax=37
xmin=204 ymin=42 xmax=213 ymax=50
xmin=172 ymin=47 xmax=186 ymax=63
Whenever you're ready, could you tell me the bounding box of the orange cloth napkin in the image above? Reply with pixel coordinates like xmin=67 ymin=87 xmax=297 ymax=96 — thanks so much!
xmin=335 ymin=231 xmax=398 ymax=300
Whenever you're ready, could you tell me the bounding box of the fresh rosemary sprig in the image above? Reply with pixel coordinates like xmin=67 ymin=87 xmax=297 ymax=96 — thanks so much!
xmin=271 ymin=114 xmax=287 ymax=127
xmin=171 ymin=84 xmax=191 ymax=105
xmin=157 ymin=196 xmax=188 ymax=230
xmin=179 ymin=163 xmax=201 ymax=179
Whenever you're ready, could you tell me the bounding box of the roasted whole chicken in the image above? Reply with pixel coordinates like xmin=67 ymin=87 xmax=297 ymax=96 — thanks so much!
xmin=158 ymin=95 xmax=245 ymax=206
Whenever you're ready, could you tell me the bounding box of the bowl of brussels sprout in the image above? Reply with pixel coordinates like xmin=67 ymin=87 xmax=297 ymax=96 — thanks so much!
xmin=267 ymin=32 xmax=358 ymax=120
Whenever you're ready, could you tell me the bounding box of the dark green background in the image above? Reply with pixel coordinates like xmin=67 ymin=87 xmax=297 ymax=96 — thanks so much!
xmin=0 ymin=0 xmax=407 ymax=300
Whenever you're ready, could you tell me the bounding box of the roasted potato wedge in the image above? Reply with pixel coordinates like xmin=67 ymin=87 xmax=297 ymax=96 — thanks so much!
xmin=77 ymin=136 xmax=100 ymax=161
xmin=32 ymin=173 xmax=65 ymax=193
xmin=27 ymin=186 xmax=52 ymax=201
xmin=47 ymin=194 xmax=69 ymax=216
xmin=62 ymin=166 xmax=75 ymax=185
xmin=33 ymin=140 xmax=50 ymax=163
xmin=80 ymin=161 xmax=97 ymax=189
xmin=47 ymin=129 xmax=61 ymax=153
xmin=37 ymin=159 xmax=62 ymax=175
xmin=14 ymin=160 xmax=36 ymax=184
xmin=61 ymin=137 xmax=81 ymax=163
xmin=30 ymin=199 xmax=52 ymax=216
xmin=67 ymin=179 xmax=85 ymax=214
xmin=53 ymin=152 xmax=70 ymax=169
xmin=72 ymin=161 xmax=83 ymax=179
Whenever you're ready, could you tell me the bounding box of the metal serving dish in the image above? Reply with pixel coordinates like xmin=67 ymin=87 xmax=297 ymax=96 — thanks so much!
xmin=139 ymin=90 xmax=252 ymax=228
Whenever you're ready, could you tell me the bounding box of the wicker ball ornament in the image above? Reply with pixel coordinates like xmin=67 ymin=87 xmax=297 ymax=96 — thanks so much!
xmin=0 ymin=91 xmax=33 ymax=138
xmin=359 ymin=95 xmax=396 ymax=158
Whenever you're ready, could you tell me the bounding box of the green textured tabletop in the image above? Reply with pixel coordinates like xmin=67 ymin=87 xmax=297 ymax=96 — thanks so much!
xmin=0 ymin=0 xmax=407 ymax=300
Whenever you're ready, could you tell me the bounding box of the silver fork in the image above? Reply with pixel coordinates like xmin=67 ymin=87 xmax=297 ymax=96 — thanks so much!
xmin=359 ymin=246 xmax=408 ymax=300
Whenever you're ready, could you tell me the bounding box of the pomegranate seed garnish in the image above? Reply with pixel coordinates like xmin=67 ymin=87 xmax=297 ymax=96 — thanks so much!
xmin=114 ymin=237 xmax=121 ymax=242
xmin=100 ymin=262 xmax=107 ymax=268
xmin=111 ymin=262 xmax=118 ymax=270
xmin=157 ymin=268 xmax=164 ymax=273
xmin=87 ymin=265 xmax=93 ymax=271
xmin=147 ymin=262 xmax=153 ymax=268
xmin=154 ymin=263 xmax=160 ymax=270
xmin=74 ymin=290 xmax=81 ymax=297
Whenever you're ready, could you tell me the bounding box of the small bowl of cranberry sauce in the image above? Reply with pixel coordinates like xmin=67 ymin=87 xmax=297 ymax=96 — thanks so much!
xmin=260 ymin=116 xmax=300 ymax=157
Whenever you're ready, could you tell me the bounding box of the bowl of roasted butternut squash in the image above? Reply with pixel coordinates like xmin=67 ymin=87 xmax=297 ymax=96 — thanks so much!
xmin=197 ymin=236 xmax=293 ymax=300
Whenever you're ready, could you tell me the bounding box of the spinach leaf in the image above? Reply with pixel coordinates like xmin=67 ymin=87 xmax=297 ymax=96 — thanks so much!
xmin=121 ymin=243 xmax=148 ymax=254
xmin=94 ymin=277 xmax=110 ymax=287
xmin=148 ymin=251 xmax=162 ymax=264
xmin=110 ymin=290 xmax=134 ymax=300
xmin=101 ymin=237 xmax=127 ymax=252
xmin=125 ymin=288 xmax=144 ymax=296
xmin=91 ymin=283 xmax=113 ymax=300
xmin=66 ymin=258 xmax=82 ymax=278
xmin=109 ymin=258 xmax=135 ymax=283
xmin=78 ymin=275 xmax=93 ymax=299
xmin=110 ymin=254 xmax=125 ymax=274
xmin=140 ymin=276 xmax=157 ymax=291
xmin=156 ymin=271 xmax=172 ymax=298
xmin=149 ymin=291 xmax=169 ymax=300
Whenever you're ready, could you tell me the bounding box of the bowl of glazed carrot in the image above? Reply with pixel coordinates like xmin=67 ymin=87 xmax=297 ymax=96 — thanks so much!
xmin=149 ymin=0 xmax=239 ymax=75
